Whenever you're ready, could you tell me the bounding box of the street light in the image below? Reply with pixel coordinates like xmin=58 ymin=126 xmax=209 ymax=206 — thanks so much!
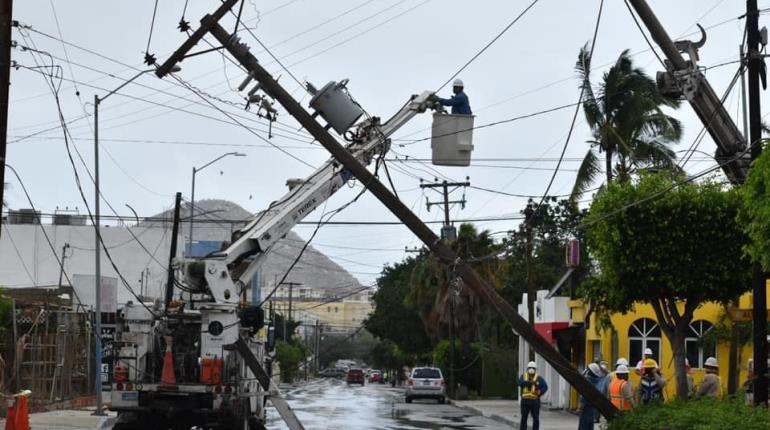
xmin=91 ymin=65 xmax=180 ymax=415
xmin=188 ymin=152 xmax=247 ymax=255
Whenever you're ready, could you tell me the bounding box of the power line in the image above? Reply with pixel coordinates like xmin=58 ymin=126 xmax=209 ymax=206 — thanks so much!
xmin=436 ymin=0 xmax=541 ymax=92
xmin=397 ymin=102 xmax=580 ymax=146
xmin=170 ymin=73 xmax=316 ymax=169
xmin=535 ymin=0 xmax=604 ymax=206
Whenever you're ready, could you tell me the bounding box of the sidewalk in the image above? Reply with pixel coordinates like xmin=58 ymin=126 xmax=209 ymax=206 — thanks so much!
xmin=453 ymin=400 xmax=579 ymax=430
xmin=3 ymin=408 xmax=116 ymax=430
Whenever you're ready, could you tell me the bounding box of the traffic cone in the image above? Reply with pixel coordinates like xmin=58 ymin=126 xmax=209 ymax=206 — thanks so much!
xmin=160 ymin=336 xmax=176 ymax=385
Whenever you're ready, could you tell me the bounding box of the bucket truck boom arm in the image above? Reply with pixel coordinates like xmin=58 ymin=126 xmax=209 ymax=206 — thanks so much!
xmin=183 ymin=91 xmax=438 ymax=303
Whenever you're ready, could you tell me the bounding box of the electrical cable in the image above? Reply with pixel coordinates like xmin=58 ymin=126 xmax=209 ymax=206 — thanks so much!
xmin=171 ymin=73 xmax=316 ymax=169
xmin=144 ymin=0 xmax=160 ymax=64
xmin=25 ymin=49 xmax=158 ymax=318
xmin=397 ymin=102 xmax=580 ymax=146
xmin=623 ymin=0 xmax=668 ymax=70
xmin=534 ymin=0 xmax=604 ymax=208
xmin=436 ymin=0 xmax=541 ymax=92
xmin=1 ymin=224 xmax=36 ymax=285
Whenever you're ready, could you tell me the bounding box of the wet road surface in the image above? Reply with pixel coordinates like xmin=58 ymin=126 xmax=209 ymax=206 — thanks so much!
xmin=266 ymin=378 xmax=509 ymax=430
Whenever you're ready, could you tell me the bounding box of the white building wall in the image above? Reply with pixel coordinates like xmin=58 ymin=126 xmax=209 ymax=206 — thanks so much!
xmin=517 ymin=290 xmax=572 ymax=410
xmin=0 ymin=223 xmax=183 ymax=305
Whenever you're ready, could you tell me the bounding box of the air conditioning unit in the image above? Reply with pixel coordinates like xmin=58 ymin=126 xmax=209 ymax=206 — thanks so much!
xmin=8 ymin=209 xmax=41 ymax=225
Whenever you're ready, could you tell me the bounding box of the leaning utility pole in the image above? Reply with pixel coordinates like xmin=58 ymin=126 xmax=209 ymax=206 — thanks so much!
xmin=746 ymin=0 xmax=768 ymax=407
xmin=155 ymin=1 xmax=617 ymax=417
xmin=0 ymin=0 xmax=12 ymax=238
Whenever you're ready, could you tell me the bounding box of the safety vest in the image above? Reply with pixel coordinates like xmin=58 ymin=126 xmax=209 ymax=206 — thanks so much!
xmin=609 ymin=378 xmax=632 ymax=410
xmin=521 ymin=372 xmax=541 ymax=400
xmin=640 ymin=376 xmax=662 ymax=404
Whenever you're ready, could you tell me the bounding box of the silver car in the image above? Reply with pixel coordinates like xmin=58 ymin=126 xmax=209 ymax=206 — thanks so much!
xmin=405 ymin=367 xmax=446 ymax=404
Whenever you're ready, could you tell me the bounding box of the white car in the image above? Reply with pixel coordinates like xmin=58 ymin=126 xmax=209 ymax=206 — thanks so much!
xmin=405 ymin=367 xmax=446 ymax=404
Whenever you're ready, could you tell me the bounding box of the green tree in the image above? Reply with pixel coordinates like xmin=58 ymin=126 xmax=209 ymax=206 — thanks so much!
xmin=572 ymin=46 xmax=682 ymax=200
xmin=739 ymin=145 xmax=770 ymax=269
xmin=504 ymin=198 xmax=588 ymax=360
xmin=275 ymin=339 xmax=307 ymax=382
xmin=364 ymin=256 xmax=433 ymax=355
xmin=583 ymin=173 xmax=752 ymax=399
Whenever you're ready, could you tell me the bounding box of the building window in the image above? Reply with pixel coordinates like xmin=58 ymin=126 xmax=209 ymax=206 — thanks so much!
xmin=685 ymin=320 xmax=716 ymax=369
xmin=628 ymin=318 xmax=661 ymax=366
xmin=327 ymin=306 xmax=331 ymax=313
xmin=335 ymin=307 xmax=339 ymax=313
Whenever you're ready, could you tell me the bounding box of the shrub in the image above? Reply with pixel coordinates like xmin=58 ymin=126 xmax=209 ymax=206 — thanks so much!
xmin=606 ymin=397 xmax=770 ymax=430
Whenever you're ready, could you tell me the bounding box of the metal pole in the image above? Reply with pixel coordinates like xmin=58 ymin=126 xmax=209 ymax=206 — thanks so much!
xmin=747 ymin=0 xmax=768 ymax=407
xmin=442 ymin=181 xmax=450 ymax=227
xmin=93 ymin=94 xmax=105 ymax=415
xmin=57 ymin=243 xmax=69 ymax=288
xmin=199 ymin=20 xmax=618 ymax=417
xmin=0 ymin=0 xmax=12 ymax=239
xmin=189 ymin=167 xmax=196 ymax=256
xmin=288 ymin=283 xmax=293 ymax=324
xmin=448 ymin=291 xmax=456 ymax=399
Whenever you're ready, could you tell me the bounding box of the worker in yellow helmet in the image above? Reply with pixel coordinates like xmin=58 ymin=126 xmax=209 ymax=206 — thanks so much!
xmin=636 ymin=359 xmax=665 ymax=405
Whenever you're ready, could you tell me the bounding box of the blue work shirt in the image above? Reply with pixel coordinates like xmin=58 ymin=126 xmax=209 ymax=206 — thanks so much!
xmin=438 ymin=91 xmax=472 ymax=115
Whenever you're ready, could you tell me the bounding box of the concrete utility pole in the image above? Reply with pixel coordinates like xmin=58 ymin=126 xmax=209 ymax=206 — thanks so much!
xmin=0 ymin=0 xmax=12 ymax=237
xmin=281 ymin=281 xmax=302 ymax=325
xmin=420 ymin=179 xmax=469 ymax=241
xmin=154 ymin=2 xmax=617 ymax=416
xmin=746 ymin=0 xmax=768 ymax=407
xmin=420 ymin=178 xmax=469 ymax=398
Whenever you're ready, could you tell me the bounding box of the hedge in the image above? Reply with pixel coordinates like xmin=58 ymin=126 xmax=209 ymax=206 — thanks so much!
xmin=606 ymin=397 xmax=770 ymax=430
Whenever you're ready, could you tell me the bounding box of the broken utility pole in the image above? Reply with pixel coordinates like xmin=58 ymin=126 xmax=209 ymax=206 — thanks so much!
xmin=0 ymin=0 xmax=12 ymax=238
xmin=155 ymin=3 xmax=617 ymax=418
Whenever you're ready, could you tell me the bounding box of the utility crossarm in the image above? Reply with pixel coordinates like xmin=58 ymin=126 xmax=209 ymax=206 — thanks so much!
xmin=628 ymin=0 xmax=749 ymax=184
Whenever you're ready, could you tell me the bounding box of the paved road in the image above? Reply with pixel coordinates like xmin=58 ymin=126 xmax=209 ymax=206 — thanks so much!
xmin=265 ymin=378 xmax=509 ymax=430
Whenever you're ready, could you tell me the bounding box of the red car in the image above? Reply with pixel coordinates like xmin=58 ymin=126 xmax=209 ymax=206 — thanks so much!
xmin=368 ymin=371 xmax=382 ymax=383
xmin=346 ymin=368 xmax=365 ymax=385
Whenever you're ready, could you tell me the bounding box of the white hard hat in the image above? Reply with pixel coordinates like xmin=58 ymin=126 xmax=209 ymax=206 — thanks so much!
xmin=644 ymin=348 xmax=653 ymax=355
xmin=587 ymin=362 xmax=601 ymax=376
xmin=704 ymin=357 xmax=718 ymax=367
xmin=527 ymin=361 xmax=537 ymax=370
xmin=452 ymin=78 xmax=464 ymax=87
xmin=615 ymin=364 xmax=630 ymax=374
xmin=616 ymin=358 xmax=629 ymax=366
xmin=685 ymin=358 xmax=690 ymax=366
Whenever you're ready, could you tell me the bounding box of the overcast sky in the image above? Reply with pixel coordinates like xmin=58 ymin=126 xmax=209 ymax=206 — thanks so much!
xmin=6 ymin=0 xmax=770 ymax=287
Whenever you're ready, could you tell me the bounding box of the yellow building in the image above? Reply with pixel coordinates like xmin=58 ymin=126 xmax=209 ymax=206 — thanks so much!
xmin=270 ymin=296 xmax=373 ymax=334
xmin=570 ymin=285 xmax=770 ymax=402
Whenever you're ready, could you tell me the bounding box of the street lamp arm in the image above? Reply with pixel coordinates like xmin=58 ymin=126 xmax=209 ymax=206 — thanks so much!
xmin=98 ymin=69 xmax=153 ymax=103
xmin=195 ymin=151 xmax=247 ymax=172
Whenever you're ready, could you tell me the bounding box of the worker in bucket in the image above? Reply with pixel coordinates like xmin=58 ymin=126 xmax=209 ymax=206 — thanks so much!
xmin=435 ymin=79 xmax=472 ymax=115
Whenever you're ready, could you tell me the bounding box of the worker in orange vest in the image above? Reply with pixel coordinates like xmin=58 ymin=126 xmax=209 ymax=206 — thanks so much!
xmin=608 ymin=364 xmax=634 ymax=411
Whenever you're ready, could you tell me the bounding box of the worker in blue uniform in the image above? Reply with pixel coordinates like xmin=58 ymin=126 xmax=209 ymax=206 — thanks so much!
xmin=436 ymin=79 xmax=472 ymax=115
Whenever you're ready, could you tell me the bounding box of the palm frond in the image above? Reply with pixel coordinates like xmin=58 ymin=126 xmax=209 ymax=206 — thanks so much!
xmin=570 ymin=149 xmax=602 ymax=203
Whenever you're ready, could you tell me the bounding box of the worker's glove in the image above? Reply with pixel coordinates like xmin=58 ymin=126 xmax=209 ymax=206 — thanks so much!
xmin=428 ymin=94 xmax=439 ymax=102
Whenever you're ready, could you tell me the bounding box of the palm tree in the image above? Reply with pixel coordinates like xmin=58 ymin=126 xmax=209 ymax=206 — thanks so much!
xmin=571 ymin=45 xmax=683 ymax=200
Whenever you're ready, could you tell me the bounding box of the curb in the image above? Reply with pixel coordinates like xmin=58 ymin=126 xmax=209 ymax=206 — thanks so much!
xmin=451 ymin=402 xmax=519 ymax=428
xmin=99 ymin=416 xmax=116 ymax=429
